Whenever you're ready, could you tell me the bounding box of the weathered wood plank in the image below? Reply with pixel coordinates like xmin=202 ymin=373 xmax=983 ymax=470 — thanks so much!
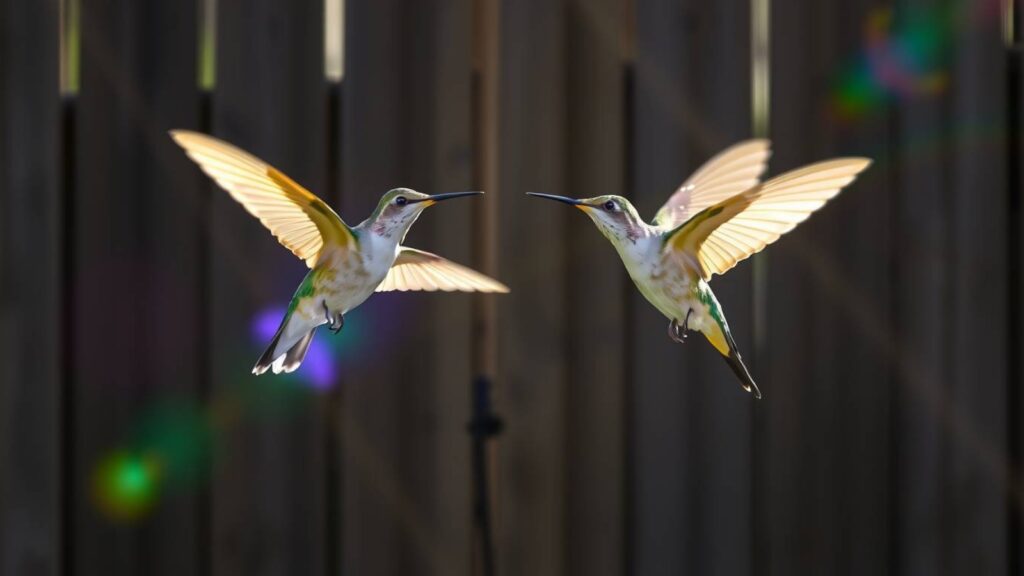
xmin=564 ymin=1 xmax=626 ymax=575
xmin=210 ymin=0 xmax=327 ymax=574
xmin=74 ymin=0 xmax=203 ymax=574
xmin=891 ymin=2 xmax=947 ymax=573
xmin=676 ymin=0 xmax=756 ymax=573
xmin=947 ymin=8 xmax=1008 ymax=573
xmin=630 ymin=2 xmax=691 ymax=573
xmin=341 ymin=1 xmax=475 ymax=574
xmin=495 ymin=1 xmax=568 ymax=574
xmin=630 ymin=1 xmax=758 ymax=573
xmin=760 ymin=0 xmax=893 ymax=573
xmin=0 ymin=0 xmax=62 ymax=574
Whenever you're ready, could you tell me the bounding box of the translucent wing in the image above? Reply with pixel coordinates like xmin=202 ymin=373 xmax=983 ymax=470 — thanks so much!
xmin=652 ymin=139 xmax=772 ymax=228
xmin=171 ymin=130 xmax=355 ymax=268
xmin=665 ymin=158 xmax=872 ymax=279
xmin=376 ymin=248 xmax=509 ymax=293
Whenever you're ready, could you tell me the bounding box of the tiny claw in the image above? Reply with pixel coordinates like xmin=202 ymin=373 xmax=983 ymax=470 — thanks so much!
xmin=329 ymin=312 xmax=345 ymax=334
xmin=667 ymin=319 xmax=687 ymax=344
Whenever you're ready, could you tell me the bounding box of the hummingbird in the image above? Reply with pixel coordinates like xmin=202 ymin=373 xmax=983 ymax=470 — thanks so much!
xmin=171 ymin=131 xmax=508 ymax=375
xmin=528 ymin=140 xmax=870 ymax=398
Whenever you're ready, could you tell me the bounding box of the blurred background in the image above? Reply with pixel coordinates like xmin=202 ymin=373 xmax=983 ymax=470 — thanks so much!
xmin=1 ymin=0 xmax=1021 ymax=574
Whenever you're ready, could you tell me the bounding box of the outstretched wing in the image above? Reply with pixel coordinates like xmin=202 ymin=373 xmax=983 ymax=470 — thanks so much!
xmin=376 ymin=248 xmax=509 ymax=293
xmin=171 ymin=130 xmax=356 ymax=268
xmin=665 ymin=158 xmax=871 ymax=279
xmin=652 ymin=139 xmax=772 ymax=228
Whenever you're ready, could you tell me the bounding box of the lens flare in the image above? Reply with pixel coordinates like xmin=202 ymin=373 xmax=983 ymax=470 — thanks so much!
xmin=92 ymin=451 xmax=162 ymax=521
xmin=830 ymin=6 xmax=951 ymax=121
xmin=136 ymin=402 xmax=211 ymax=488
xmin=249 ymin=298 xmax=403 ymax=389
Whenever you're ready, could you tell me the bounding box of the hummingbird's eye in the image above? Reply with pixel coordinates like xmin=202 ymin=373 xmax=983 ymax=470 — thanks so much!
xmin=395 ymin=196 xmax=408 ymax=206
xmin=604 ymin=200 xmax=617 ymax=212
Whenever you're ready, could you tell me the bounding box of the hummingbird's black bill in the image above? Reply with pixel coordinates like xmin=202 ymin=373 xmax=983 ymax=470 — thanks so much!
xmin=525 ymin=192 xmax=582 ymax=206
xmin=417 ymin=191 xmax=484 ymax=204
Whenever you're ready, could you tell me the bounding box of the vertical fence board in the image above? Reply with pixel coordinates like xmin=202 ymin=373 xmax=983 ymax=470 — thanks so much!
xmin=341 ymin=1 xmax=475 ymax=574
xmin=630 ymin=2 xmax=690 ymax=572
xmin=948 ymin=8 xmax=1008 ymax=574
xmin=564 ymin=1 xmax=626 ymax=575
xmin=422 ymin=3 xmax=476 ymax=574
xmin=340 ymin=2 xmax=404 ymax=574
xmin=892 ymin=1 xmax=948 ymax=573
xmin=0 ymin=0 xmax=62 ymax=574
xmin=677 ymin=0 xmax=756 ymax=573
xmin=762 ymin=2 xmax=839 ymax=571
xmin=1016 ymin=6 xmax=1024 ymax=573
xmin=340 ymin=3 xmax=403 ymax=573
xmin=762 ymin=1 xmax=892 ymax=574
xmin=210 ymin=0 xmax=327 ymax=574
xmin=496 ymin=1 xmax=567 ymax=574
xmin=75 ymin=0 xmax=202 ymax=574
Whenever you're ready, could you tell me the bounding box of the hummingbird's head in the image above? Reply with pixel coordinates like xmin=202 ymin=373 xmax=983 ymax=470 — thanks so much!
xmin=526 ymin=193 xmax=648 ymax=244
xmin=369 ymin=188 xmax=483 ymax=240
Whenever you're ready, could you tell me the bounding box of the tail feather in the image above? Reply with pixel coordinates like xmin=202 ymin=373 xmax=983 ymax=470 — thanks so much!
xmin=253 ymin=311 xmax=318 ymax=375
xmin=723 ymin=350 xmax=761 ymax=399
xmin=703 ymin=318 xmax=762 ymax=398
xmin=276 ymin=329 xmax=316 ymax=373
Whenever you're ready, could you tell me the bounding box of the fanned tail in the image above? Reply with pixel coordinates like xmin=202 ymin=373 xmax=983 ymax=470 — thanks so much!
xmin=252 ymin=310 xmax=319 ymax=375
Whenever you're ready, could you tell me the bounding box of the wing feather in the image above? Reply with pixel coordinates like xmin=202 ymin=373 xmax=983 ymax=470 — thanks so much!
xmin=653 ymin=139 xmax=772 ymax=228
xmin=666 ymin=157 xmax=871 ymax=279
xmin=376 ymin=248 xmax=509 ymax=293
xmin=171 ymin=130 xmax=356 ymax=268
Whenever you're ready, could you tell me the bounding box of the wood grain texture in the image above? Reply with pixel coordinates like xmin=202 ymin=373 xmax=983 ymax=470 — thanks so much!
xmin=892 ymin=2 xmax=947 ymax=572
xmin=947 ymin=7 xmax=1008 ymax=573
xmin=495 ymin=1 xmax=568 ymax=574
xmin=564 ymin=1 xmax=627 ymax=575
xmin=760 ymin=0 xmax=893 ymax=574
xmin=0 ymin=0 xmax=62 ymax=574
xmin=674 ymin=1 xmax=756 ymax=573
xmin=210 ymin=0 xmax=327 ymax=574
xmin=341 ymin=1 xmax=475 ymax=574
xmin=630 ymin=2 xmax=691 ymax=572
xmin=75 ymin=0 xmax=203 ymax=573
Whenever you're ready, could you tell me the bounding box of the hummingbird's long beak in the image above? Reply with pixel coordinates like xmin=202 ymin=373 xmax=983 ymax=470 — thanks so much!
xmin=526 ymin=192 xmax=584 ymax=208
xmin=415 ymin=191 xmax=484 ymax=206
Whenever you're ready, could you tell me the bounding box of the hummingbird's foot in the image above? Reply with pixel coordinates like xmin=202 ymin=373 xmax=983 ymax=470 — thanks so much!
xmin=329 ymin=313 xmax=344 ymax=334
xmin=667 ymin=310 xmax=694 ymax=344
xmin=322 ymin=301 xmax=344 ymax=334
xmin=668 ymin=319 xmax=687 ymax=344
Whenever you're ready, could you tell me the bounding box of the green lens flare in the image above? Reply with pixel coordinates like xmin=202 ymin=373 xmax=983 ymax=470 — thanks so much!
xmin=92 ymin=451 xmax=162 ymax=521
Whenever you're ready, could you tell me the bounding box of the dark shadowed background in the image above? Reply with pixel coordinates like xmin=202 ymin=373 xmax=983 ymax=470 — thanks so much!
xmin=1 ymin=0 xmax=1022 ymax=574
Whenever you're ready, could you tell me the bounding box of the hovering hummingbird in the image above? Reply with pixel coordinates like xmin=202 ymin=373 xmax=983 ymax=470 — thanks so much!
xmin=529 ymin=141 xmax=870 ymax=398
xmin=171 ymin=131 xmax=508 ymax=375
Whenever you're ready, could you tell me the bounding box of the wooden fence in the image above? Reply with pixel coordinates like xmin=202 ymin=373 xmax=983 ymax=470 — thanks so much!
xmin=1 ymin=0 xmax=1022 ymax=574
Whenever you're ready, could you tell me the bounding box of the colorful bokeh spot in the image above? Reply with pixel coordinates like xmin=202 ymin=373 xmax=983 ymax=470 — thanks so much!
xmin=92 ymin=451 xmax=162 ymax=521
xmin=135 ymin=401 xmax=211 ymax=488
xmin=831 ymin=5 xmax=953 ymax=120
xmin=249 ymin=295 xmax=408 ymax=390
xmin=251 ymin=307 xmax=347 ymax=390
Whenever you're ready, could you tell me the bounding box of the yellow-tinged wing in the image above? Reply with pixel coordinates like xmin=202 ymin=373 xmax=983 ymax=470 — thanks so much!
xmin=170 ymin=130 xmax=355 ymax=268
xmin=652 ymin=139 xmax=772 ymax=228
xmin=666 ymin=157 xmax=872 ymax=279
xmin=376 ymin=248 xmax=509 ymax=293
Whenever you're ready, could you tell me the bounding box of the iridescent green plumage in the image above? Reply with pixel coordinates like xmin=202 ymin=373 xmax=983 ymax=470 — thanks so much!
xmin=529 ymin=140 xmax=871 ymax=398
xmin=172 ymin=131 xmax=509 ymax=375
